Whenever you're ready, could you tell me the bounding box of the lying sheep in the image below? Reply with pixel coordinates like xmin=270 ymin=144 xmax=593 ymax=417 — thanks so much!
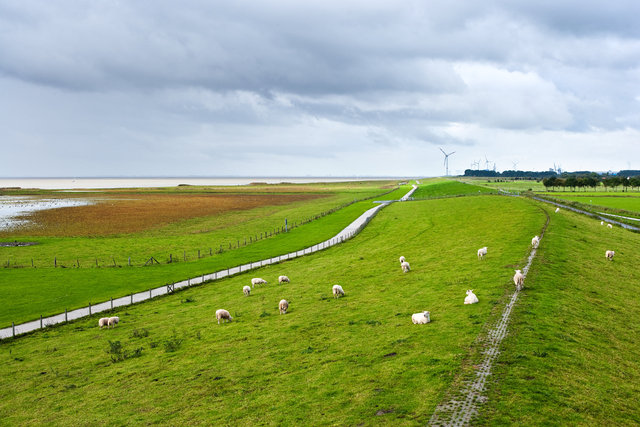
xmin=107 ymin=316 xmax=120 ymax=328
xmin=278 ymin=275 xmax=290 ymax=284
xmin=531 ymin=236 xmax=540 ymax=248
xmin=555 ymin=207 xmax=560 ymax=213
xmin=251 ymin=278 xmax=267 ymax=288
xmin=411 ymin=311 xmax=431 ymax=324
xmin=477 ymin=247 xmax=488 ymax=259
xmin=98 ymin=317 xmax=110 ymax=329
xmin=243 ymin=285 xmax=251 ymax=296
xmin=464 ymin=290 xmax=479 ymax=304
xmin=332 ymin=284 xmax=345 ymax=298
xmin=399 ymin=256 xmax=406 ymax=263
xmin=607 ymin=223 xmax=613 ymax=229
xmin=605 ymin=250 xmax=615 ymax=261
xmin=401 ymin=261 xmax=411 ymax=273
xmin=513 ymin=270 xmax=524 ymax=291
xmin=216 ymin=309 xmax=232 ymax=324
xmin=279 ymin=299 xmax=289 ymax=314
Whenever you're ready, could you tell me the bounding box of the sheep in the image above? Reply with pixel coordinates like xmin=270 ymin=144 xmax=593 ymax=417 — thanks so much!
xmin=216 ymin=309 xmax=232 ymax=324
xmin=399 ymin=256 xmax=406 ymax=263
xmin=531 ymin=235 xmax=540 ymax=248
xmin=607 ymin=223 xmax=613 ymax=229
xmin=251 ymin=278 xmax=267 ymax=288
xmin=601 ymin=221 xmax=604 ymax=226
xmin=464 ymin=290 xmax=479 ymax=304
xmin=401 ymin=261 xmax=411 ymax=273
xmin=605 ymin=250 xmax=615 ymax=261
xmin=243 ymin=285 xmax=251 ymax=296
xmin=477 ymin=247 xmax=488 ymax=259
xmin=332 ymin=284 xmax=345 ymax=298
xmin=411 ymin=311 xmax=431 ymax=324
xmin=555 ymin=207 xmax=560 ymax=213
xmin=98 ymin=317 xmax=110 ymax=329
xmin=513 ymin=269 xmax=524 ymax=291
xmin=279 ymin=299 xmax=289 ymax=314
xmin=108 ymin=316 xmax=119 ymax=328
xmin=278 ymin=275 xmax=290 ymax=284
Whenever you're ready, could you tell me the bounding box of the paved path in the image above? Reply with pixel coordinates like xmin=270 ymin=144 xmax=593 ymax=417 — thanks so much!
xmin=429 ymin=209 xmax=550 ymax=426
xmin=1 ymin=186 xmax=416 ymax=340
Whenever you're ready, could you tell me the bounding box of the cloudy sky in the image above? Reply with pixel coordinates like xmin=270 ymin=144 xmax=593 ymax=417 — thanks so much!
xmin=1 ymin=1 xmax=639 ymax=177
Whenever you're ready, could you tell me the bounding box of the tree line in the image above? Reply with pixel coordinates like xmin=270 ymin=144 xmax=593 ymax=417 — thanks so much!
xmin=542 ymin=175 xmax=640 ymax=191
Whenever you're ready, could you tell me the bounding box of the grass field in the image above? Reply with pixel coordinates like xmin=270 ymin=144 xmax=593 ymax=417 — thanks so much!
xmin=411 ymin=180 xmax=496 ymax=199
xmin=542 ymin=194 xmax=640 ymax=215
xmin=478 ymin=198 xmax=640 ymax=425
xmin=0 ymin=195 xmax=545 ymax=425
xmin=0 ymin=183 xmax=412 ymax=327
xmin=458 ymin=178 xmax=546 ymax=192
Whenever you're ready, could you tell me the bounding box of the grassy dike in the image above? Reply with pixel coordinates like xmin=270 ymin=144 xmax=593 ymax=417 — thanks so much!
xmin=0 ymin=195 xmax=545 ymax=425
xmin=477 ymin=201 xmax=640 ymax=425
xmin=0 ymin=186 xmax=412 ymax=327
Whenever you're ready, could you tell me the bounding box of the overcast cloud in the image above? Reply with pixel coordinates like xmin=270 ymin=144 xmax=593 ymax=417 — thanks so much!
xmin=1 ymin=0 xmax=639 ymax=177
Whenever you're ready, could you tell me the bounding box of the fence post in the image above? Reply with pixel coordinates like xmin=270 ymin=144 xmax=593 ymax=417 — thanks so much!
xmin=31 ymin=258 xmax=34 ymax=268
xmin=65 ymin=308 xmax=68 ymax=322
xmin=111 ymin=297 xmax=113 ymax=309
xmin=183 ymin=251 xmax=186 ymax=261
xmin=149 ymin=289 xmax=152 ymax=299
xmin=12 ymin=322 xmax=15 ymax=337
xmin=209 ymin=248 xmax=212 ymax=256
xmin=128 ymin=257 xmax=131 ymax=266
xmin=89 ymin=302 xmax=91 ymax=316
xmin=54 ymin=257 xmax=57 ymax=268
xmin=40 ymin=315 xmax=43 ymax=329
xmin=130 ymin=294 xmax=133 ymax=304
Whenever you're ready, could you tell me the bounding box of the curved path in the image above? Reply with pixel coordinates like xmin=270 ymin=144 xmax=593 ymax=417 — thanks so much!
xmin=0 ymin=185 xmax=417 ymax=340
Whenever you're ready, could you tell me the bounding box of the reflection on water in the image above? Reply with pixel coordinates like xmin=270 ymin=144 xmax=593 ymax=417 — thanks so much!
xmin=0 ymin=196 xmax=93 ymax=232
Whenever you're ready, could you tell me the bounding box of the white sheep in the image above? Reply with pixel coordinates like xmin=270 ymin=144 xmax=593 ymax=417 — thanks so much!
xmin=464 ymin=290 xmax=479 ymax=304
xmin=98 ymin=317 xmax=109 ymax=329
xmin=216 ymin=309 xmax=232 ymax=324
xmin=399 ymin=256 xmax=406 ymax=263
xmin=332 ymin=284 xmax=345 ymax=298
xmin=601 ymin=221 xmax=604 ymax=226
xmin=607 ymin=223 xmax=613 ymax=229
xmin=243 ymin=285 xmax=251 ymax=296
xmin=605 ymin=250 xmax=615 ymax=261
xmin=411 ymin=311 xmax=431 ymax=324
xmin=278 ymin=275 xmax=290 ymax=284
xmin=401 ymin=261 xmax=411 ymax=273
xmin=555 ymin=207 xmax=560 ymax=213
xmin=477 ymin=247 xmax=488 ymax=259
xmin=107 ymin=316 xmax=119 ymax=328
xmin=251 ymin=278 xmax=267 ymax=288
xmin=279 ymin=299 xmax=289 ymax=314
xmin=531 ymin=236 xmax=540 ymax=248
xmin=513 ymin=270 xmax=524 ymax=291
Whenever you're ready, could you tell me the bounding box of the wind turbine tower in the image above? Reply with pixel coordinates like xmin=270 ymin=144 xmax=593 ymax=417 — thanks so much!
xmin=439 ymin=147 xmax=456 ymax=176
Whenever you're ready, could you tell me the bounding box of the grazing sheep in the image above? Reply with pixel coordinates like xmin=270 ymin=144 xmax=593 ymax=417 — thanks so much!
xmin=251 ymin=278 xmax=267 ymax=288
xmin=513 ymin=270 xmax=524 ymax=291
xmin=601 ymin=221 xmax=604 ymax=226
xmin=399 ymin=256 xmax=406 ymax=263
xmin=243 ymin=285 xmax=251 ymax=296
xmin=216 ymin=309 xmax=232 ymax=324
xmin=531 ymin=236 xmax=540 ymax=248
xmin=477 ymin=247 xmax=488 ymax=259
xmin=607 ymin=223 xmax=613 ymax=229
xmin=411 ymin=311 xmax=431 ymax=324
xmin=279 ymin=299 xmax=289 ymax=314
xmin=555 ymin=207 xmax=560 ymax=213
xmin=605 ymin=250 xmax=615 ymax=261
xmin=401 ymin=261 xmax=411 ymax=273
xmin=464 ymin=290 xmax=479 ymax=304
xmin=107 ymin=316 xmax=119 ymax=328
xmin=332 ymin=284 xmax=345 ymax=298
xmin=98 ymin=317 xmax=109 ymax=329
xmin=278 ymin=275 xmax=290 ymax=284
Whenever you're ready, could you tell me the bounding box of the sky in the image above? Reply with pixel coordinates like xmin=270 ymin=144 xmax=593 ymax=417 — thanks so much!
xmin=1 ymin=1 xmax=639 ymax=177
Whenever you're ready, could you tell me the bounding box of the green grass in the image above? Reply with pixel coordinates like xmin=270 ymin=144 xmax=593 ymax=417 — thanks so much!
xmin=0 ymin=195 xmax=546 ymax=425
xmin=477 ymin=203 xmax=640 ymax=425
xmin=412 ymin=180 xmax=496 ymax=199
xmin=458 ymin=178 xmax=546 ymax=192
xmin=543 ymin=194 xmax=640 ymax=215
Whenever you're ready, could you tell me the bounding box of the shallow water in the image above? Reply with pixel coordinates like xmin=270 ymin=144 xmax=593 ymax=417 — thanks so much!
xmin=0 ymin=196 xmax=93 ymax=232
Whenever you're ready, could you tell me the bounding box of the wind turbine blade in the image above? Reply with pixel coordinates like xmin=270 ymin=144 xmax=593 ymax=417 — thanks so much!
xmin=439 ymin=147 xmax=446 ymax=155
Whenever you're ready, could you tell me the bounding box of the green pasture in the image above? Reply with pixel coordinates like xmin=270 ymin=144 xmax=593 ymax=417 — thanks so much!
xmin=0 ymin=195 xmax=545 ymax=425
xmin=479 ymin=197 xmax=640 ymax=425
xmin=458 ymin=178 xmax=546 ymax=192
xmin=542 ymin=194 xmax=640 ymax=215
xmin=0 ymin=185 xmax=412 ymax=327
xmin=411 ymin=180 xmax=495 ymax=199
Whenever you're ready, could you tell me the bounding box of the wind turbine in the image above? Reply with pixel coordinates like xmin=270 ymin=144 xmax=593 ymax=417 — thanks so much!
xmin=512 ymin=160 xmax=519 ymax=170
xmin=439 ymin=147 xmax=456 ymax=176
xmin=484 ymin=156 xmax=491 ymax=170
